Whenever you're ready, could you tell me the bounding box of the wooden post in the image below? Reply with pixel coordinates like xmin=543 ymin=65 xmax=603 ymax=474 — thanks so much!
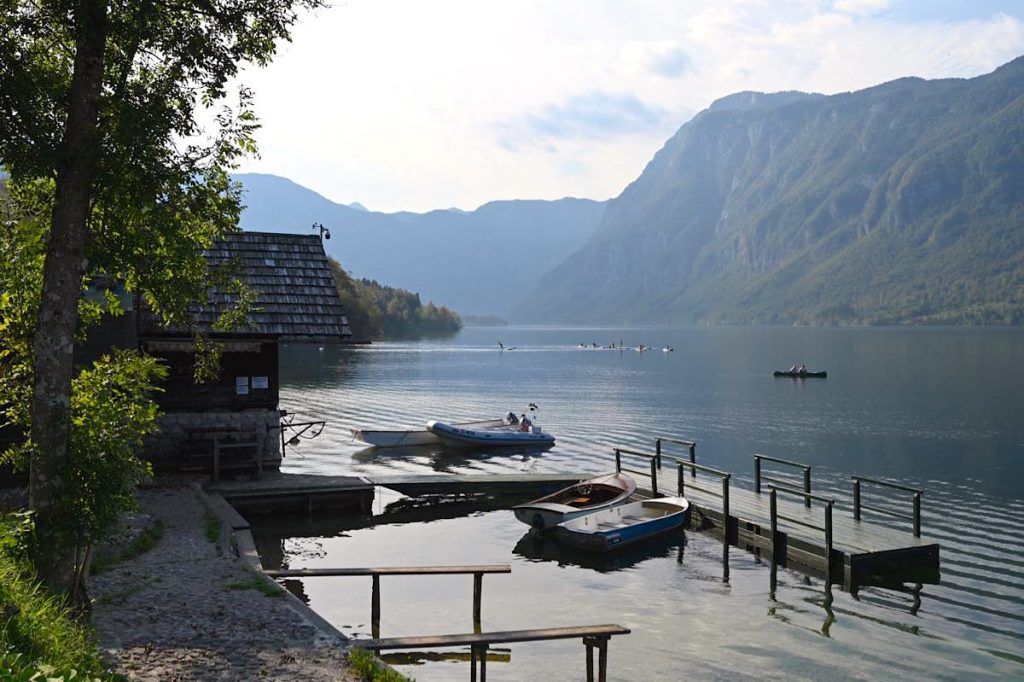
xmin=689 ymin=442 xmax=696 ymax=479
xmin=853 ymin=479 xmax=861 ymax=521
xmin=598 ymin=636 xmax=608 ymax=682
xmin=754 ymin=456 xmax=762 ymax=494
xmin=479 ymin=644 xmax=488 ymax=682
xmin=655 ymin=438 xmax=662 ymax=469
xmin=473 ymin=573 xmax=483 ymax=632
xmin=614 ymin=448 xmax=621 ymax=473
xmin=722 ymin=474 xmax=731 ymax=584
xmin=677 ymin=462 xmax=684 ymax=497
xmin=650 ymin=458 xmax=658 ymax=497
xmin=769 ymin=488 xmax=778 ymax=596
xmin=371 ymin=574 xmax=381 ymax=639
xmin=470 ymin=645 xmax=477 ymax=682
xmin=803 ymin=467 xmax=811 ymax=508
xmin=584 ymin=637 xmax=595 ymax=682
xmin=913 ymin=492 xmax=922 ymax=537
xmin=212 ymin=436 xmax=220 ymax=483
xmin=824 ymin=502 xmax=833 ymax=586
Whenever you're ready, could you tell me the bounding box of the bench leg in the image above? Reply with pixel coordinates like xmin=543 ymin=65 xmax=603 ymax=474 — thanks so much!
xmin=598 ymin=637 xmax=608 ymax=682
xmin=470 ymin=645 xmax=477 ymax=682
xmin=584 ymin=637 xmax=595 ymax=682
xmin=478 ymin=644 xmax=488 ymax=682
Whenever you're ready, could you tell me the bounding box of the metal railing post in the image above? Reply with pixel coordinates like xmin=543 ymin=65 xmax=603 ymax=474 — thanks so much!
xmin=825 ymin=502 xmax=833 ymax=586
xmin=371 ymin=574 xmax=381 ymax=639
xmin=754 ymin=455 xmax=762 ymax=494
xmin=769 ymin=488 xmax=778 ymax=563
xmin=853 ymin=479 xmax=861 ymax=521
xmin=655 ymin=438 xmax=662 ymax=469
xmin=689 ymin=443 xmax=696 ymax=479
xmin=913 ymin=492 xmax=922 ymax=537
xmin=614 ymin=448 xmax=621 ymax=473
xmin=677 ymin=461 xmax=685 ymax=497
xmin=722 ymin=474 xmax=731 ymax=583
xmin=473 ymin=573 xmax=483 ymax=631
xmin=650 ymin=458 xmax=658 ymax=497
xmin=803 ymin=467 xmax=812 ymax=508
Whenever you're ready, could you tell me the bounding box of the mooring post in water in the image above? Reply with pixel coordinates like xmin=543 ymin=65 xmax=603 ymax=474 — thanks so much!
xmin=655 ymin=438 xmax=662 ymax=469
xmin=803 ymin=467 xmax=812 ymax=508
xmin=371 ymin=574 xmax=381 ymax=639
xmin=754 ymin=455 xmax=762 ymax=494
xmin=913 ymin=492 xmax=922 ymax=537
xmin=689 ymin=442 xmax=696 ymax=479
xmin=853 ymin=478 xmax=861 ymax=520
xmin=614 ymin=448 xmax=621 ymax=473
xmin=677 ymin=461 xmax=685 ymax=497
xmin=769 ymin=488 xmax=778 ymax=595
xmin=650 ymin=458 xmax=658 ymax=496
xmin=473 ymin=572 xmax=483 ymax=632
xmin=722 ymin=473 xmax=731 ymax=583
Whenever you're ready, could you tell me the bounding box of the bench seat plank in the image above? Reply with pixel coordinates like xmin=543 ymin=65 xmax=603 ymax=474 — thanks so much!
xmin=363 ymin=624 xmax=631 ymax=650
xmin=265 ymin=564 xmax=511 ymax=578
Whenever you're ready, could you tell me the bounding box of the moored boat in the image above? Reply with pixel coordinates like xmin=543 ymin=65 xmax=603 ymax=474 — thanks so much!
xmin=552 ymin=497 xmax=689 ymax=552
xmin=773 ymin=370 xmax=828 ymax=378
xmin=426 ymin=419 xmax=555 ymax=448
xmin=351 ymin=418 xmax=506 ymax=448
xmin=512 ymin=472 xmax=636 ymax=530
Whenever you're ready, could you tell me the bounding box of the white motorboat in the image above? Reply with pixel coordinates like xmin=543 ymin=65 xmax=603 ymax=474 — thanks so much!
xmin=552 ymin=497 xmax=690 ymax=552
xmin=512 ymin=472 xmax=637 ymax=530
xmin=351 ymin=418 xmax=506 ymax=448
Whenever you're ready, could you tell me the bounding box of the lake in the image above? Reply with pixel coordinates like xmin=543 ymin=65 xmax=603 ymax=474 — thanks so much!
xmin=252 ymin=326 xmax=1024 ymax=680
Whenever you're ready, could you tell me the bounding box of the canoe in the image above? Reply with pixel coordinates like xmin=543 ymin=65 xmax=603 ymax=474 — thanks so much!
xmin=512 ymin=472 xmax=636 ymax=530
xmin=425 ymin=419 xmax=555 ymax=448
xmin=552 ymin=497 xmax=690 ymax=552
xmin=351 ymin=418 xmax=506 ymax=447
xmin=773 ymin=370 xmax=828 ymax=378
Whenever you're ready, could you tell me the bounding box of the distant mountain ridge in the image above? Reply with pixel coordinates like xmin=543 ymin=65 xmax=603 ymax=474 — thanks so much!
xmin=235 ymin=173 xmax=606 ymax=315
xmin=513 ymin=57 xmax=1024 ymax=325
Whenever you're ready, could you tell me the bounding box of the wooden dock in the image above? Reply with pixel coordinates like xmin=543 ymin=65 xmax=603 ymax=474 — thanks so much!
xmin=619 ymin=439 xmax=940 ymax=590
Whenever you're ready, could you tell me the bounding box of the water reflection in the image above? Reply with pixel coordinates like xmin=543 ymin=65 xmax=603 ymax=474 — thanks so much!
xmin=512 ymin=528 xmax=685 ymax=573
xmin=350 ymin=442 xmax=553 ymax=473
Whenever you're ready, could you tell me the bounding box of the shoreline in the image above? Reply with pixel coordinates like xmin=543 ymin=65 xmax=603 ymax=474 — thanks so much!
xmin=89 ymin=478 xmax=358 ymax=681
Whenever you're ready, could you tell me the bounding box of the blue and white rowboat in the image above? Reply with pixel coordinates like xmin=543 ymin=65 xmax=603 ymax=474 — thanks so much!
xmin=552 ymin=497 xmax=689 ymax=552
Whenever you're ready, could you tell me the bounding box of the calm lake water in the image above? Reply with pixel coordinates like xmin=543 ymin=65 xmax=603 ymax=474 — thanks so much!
xmin=253 ymin=326 xmax=1024 ymax=680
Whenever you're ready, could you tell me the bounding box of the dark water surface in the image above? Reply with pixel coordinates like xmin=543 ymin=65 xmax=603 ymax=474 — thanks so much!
xmin=253 ymin=326 xmax=1024 ymax=680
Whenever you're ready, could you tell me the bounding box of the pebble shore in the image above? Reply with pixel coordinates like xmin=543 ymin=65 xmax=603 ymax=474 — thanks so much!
xmin=90 ymin=481 xmax=359 ymax=681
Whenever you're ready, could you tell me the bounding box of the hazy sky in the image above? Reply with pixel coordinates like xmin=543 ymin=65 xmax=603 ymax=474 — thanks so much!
xmin=236 ymin=0 xmax=1024 ymax=213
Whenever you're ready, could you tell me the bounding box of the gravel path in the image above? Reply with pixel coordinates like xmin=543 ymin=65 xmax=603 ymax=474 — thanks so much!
xmin=90 ymin=482 xmax=359 ymax=681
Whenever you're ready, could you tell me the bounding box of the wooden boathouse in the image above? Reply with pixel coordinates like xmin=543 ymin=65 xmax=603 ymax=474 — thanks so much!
xmin=139 ymin=231 xmax=351 ymax=473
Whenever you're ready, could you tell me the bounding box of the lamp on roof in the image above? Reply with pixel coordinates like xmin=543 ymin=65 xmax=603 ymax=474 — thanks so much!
xmin=312 ymin=222 xmax=331 ymax=240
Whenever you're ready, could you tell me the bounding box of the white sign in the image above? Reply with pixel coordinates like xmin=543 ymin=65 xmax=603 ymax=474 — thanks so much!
xmin=252 ymin=376 xmax=269 ymax=390
xmin=235 ymin=376 xmax=249 ymax=395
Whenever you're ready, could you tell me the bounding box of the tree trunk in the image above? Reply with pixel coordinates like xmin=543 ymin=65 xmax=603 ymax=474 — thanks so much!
xmin=29 ymin=0 xmax=109 ymax=598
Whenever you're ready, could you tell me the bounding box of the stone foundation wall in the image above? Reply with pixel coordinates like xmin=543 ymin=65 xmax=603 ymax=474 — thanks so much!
xmin=145 ymin=410 xmax=282 ymax=471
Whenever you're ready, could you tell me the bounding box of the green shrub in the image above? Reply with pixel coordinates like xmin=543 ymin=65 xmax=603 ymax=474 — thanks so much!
xmin=348 ymin=648 xmax=413 ymax=682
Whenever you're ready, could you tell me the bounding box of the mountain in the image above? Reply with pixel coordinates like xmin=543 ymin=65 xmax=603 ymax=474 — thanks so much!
xmin=514 ymin=57 xmax=1024 ymax=325
xmin=235 ymin=173 xmax=605 ymax=315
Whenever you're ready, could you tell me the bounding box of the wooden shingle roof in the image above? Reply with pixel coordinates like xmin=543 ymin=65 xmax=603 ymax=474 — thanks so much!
xmin=142 ymin=231 xmax=351 ymax=341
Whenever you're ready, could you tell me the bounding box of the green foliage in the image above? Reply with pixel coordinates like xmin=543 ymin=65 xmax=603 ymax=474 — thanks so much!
xmin=222 ymin=577 xmax=283 ymax=598
xmin=327 ymin=257 xmax=461 ymax=341
xmin=0 ymin=515 xmax=113 ymax=679
xmin=348 ymin=648 xmax=413 ymax=682
xmin=203 ymin=513 xmax=222 ymax=544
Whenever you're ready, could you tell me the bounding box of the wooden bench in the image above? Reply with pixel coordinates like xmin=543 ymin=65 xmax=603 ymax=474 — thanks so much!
xmin=182 ymin=426 xmax=261 ymax=481
xmin=360 ymin=624 xmax=631 ymax=682
xmin=264 ymin=564 xmax=511 ymax=638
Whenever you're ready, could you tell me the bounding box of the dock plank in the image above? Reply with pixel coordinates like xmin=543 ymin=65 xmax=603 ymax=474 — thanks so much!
xmin=363 ymin=624 xmax=631 ymax=650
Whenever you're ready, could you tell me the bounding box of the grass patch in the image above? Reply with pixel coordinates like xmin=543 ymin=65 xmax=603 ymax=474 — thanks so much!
xmin=0 ymin=514 xmax=117 ymax=679
xmin=223 ymin=577 xmax=283 ymax=598
xmin=349 ymin=648 xmax=414 ymax=682
xmin=91 ymin=519 xmax=165 ymax=575
xmin=203 ymin=512 xmax=222 ymax=543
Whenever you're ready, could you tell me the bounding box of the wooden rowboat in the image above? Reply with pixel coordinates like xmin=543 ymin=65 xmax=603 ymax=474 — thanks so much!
xmin=512 ymin=472 xmax=636 ymax=530
xmin=552 ymin=497 xmax=689 ymax=552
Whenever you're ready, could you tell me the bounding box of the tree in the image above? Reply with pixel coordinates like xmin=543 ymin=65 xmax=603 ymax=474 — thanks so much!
xmin=0 ymin=0 xmax=323 ymax=598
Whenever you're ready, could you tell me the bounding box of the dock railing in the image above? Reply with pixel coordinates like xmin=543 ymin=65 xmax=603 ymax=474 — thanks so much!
xmin=676 ymin=458 xmax=732 ymax=581
xmin=264 ymin=564 xmax=511 ymax=637
xmin=655 ymin=436 xmax=696 ymax=478
xmin=767 ymin=486 xmax=836 ymax=586
xmin=613 ymin=447 xmax=660 ymax=496
xmin=754 ymin=454 xmax=813 ymax=508
xmin=852 ymin=476 xmax=923 ymax=537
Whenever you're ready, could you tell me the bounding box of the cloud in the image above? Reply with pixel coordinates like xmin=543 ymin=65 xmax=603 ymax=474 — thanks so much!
xmin=497 ymin=91 xmax=667 ymax=150
xmin=620 ymin=42 xmax=692 ymax=78
xmin=833 ymin=0 xmax=891 ymax=16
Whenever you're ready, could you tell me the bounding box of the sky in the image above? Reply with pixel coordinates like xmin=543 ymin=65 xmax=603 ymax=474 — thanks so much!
xmin=236 ymin=0 xmax=1024 ymax=213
